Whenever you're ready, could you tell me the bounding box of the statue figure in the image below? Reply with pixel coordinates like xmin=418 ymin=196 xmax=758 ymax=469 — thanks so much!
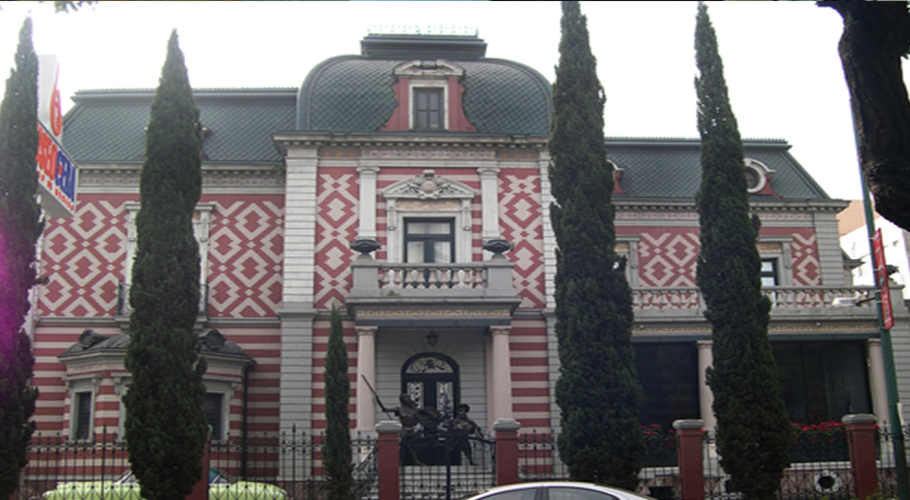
xmin=443 ymin=403 xmax=484 ymax=464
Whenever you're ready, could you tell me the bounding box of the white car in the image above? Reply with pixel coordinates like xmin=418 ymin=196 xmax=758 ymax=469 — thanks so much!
xmin=464 ymin=482 xmax=659 ymax=500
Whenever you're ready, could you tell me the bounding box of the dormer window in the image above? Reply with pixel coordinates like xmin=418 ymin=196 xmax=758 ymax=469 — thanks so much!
xmin=744 ymin=158 xmax=776 ymax=195
xmin=382 ymin=59 xmax=476 ymax=132
xmin=414 ymin=88 xmax=444 ymax=130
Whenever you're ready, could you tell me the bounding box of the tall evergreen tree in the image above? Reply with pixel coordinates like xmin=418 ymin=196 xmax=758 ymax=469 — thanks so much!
xmin=123 ymin=30 xmax=208 ymax=500
xmin=0 ymin=18 xmax=40 ymax=499
xmin=323 ymin=306 xmax=354 ymax=500
xmin=694 ymin=5 xmax=791 ymax=500
xmin=550 ymin=1 xmax=643 ymax=489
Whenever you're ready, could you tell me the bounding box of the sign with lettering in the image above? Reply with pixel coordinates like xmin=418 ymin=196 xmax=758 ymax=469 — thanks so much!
xmin=36 ymin=55 xmax=77 ymax=217
xmin=35 ymin=121 xmax=77 ymax=217
xmin=872 ymin=228 xmax=894 ymax=330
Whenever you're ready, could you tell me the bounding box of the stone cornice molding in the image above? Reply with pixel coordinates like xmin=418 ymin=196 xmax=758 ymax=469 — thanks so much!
xmin=272 ymin=132 xmax=549 ymax=156
xmin=78 ymin=163 xmax=285 ymax=190
xmin=614 ymin=198 xmax=849 ymax=213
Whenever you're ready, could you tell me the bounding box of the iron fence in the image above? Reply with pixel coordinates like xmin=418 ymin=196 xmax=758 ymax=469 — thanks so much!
xmin=874 ymin=426 xmax=910 ymax=500
xmin=399 ymin=432 xmax=496 ymax=500
xmin=18 ymin=429 xmax=378 ymax=500
xmin=703 ymin=429 xmax=855 ymax=500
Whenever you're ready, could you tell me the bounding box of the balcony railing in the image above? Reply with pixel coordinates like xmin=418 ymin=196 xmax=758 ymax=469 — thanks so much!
xmin=632 ymin=286 xmax=881 ymax=312
xmin=349 ymin=256 xmax=517 ymax=299
xmin=378 ymin=264 xmax=487 ymax=290
xmin=117 ymin=281 xmax=209 ymax=316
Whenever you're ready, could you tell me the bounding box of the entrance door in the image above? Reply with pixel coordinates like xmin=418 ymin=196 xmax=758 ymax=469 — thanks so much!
xmin=401 ymin=352 xmax=459 ymax=420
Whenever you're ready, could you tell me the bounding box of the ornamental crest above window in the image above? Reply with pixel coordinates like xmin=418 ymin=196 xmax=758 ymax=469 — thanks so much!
xmin=382 ymin=170 xmax=476 ymax=201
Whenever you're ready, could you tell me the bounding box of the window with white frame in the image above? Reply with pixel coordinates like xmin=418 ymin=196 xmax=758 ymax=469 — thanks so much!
xmin=405 ymin=219 xmax=455 ymax=263
xmin=203 ymin=392 xmax=225 ymax=441
xmin=66 ymin=375 xmax=100 ymax=441
xmin=392 ymin=59 xmax=464 ymax=132
xmin=73 ymin=392 xmax=92 ymax=440
xmin=413 ymin=87 xmax=444 ymax=130
xmin=382 ymin=170 xmax=476 ymax=264
xmin=201 ymin=379 xmax=234 ymax=442
xmin=760 ymin=258 xmax=780 ymax=287
xmin=123 ymin=202 xmax=215 ymax=314
xmin=757 ymin=238 xmax=793 ymax=287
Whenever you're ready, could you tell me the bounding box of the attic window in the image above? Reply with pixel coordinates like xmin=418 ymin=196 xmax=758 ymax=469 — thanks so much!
xmin=414 ymin=88 xmax=443 ymax=130
xmin=744 ymin=158 xmax=773 ymax=194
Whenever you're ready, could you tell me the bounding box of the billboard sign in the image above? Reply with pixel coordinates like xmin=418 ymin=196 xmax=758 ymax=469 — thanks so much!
xmin=36 ymin=55 xmax=77 ymax=217
xmin=872 ymin=228 xmax=894 ymax=330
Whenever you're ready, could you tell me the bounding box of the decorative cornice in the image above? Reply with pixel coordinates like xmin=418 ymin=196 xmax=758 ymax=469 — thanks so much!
xmin=272 ymin=132 xmax=549 ymax=156
xmin=382 ymin=169 xmax=477 ymax=200
xmin=77 ymin=164 xmax=285 ymax=190
xmin=613 ymin=198 xmax=848 ymax=212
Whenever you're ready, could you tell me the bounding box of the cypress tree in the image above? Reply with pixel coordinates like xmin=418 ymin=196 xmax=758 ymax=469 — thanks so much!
xmin=0 ymin=18 xmax=41 ymax=499
xmin=550 ymin=1 xmax=643 ymax=489
xmin=123 ymin=30 xmax=208 ymax=500
xmin=694 ymin=5 xmax=791 ymax=500
xmin=323 ymin=306 xmax=354 ymax=500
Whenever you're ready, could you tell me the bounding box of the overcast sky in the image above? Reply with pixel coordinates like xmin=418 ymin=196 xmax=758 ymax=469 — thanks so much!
xmin=0 ymin=1 xmax=901 ymax=202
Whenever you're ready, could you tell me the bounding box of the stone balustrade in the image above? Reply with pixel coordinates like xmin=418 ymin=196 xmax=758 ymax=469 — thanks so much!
xmin=632 ymin=286 xmax=881 ymax=312
xmin=378 ymin=263 xmax=487 ymax=290
xmin=349 ymin=254 xmax=517 ymax=299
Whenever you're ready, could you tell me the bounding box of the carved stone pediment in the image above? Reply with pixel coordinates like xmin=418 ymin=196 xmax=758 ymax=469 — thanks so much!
xmin=393 ymin=60 xmax=465 ymax=78
xmin=382 ymin=170 xmax=476 ymax=201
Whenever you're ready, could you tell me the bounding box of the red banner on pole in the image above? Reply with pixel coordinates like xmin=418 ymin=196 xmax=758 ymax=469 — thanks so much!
xmin=872 ymin=229 xmax=894 ymax=330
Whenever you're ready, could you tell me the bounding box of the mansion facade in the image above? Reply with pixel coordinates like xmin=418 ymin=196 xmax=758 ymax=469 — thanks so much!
xmin=30 ymin=33 xmax=909 ymax=452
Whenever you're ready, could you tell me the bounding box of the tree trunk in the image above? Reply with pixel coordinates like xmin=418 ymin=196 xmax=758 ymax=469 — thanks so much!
xmin=825 ymin=2 xmax=910 ymax=231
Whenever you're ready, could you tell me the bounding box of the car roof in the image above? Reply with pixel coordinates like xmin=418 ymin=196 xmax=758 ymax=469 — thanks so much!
xmin=469 ymin=482 xmax=654 ymax=499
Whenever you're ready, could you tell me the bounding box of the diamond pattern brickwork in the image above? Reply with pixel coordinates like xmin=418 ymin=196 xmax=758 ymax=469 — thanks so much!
xmin=207 ymin=195 xmax=285 ymax=317
xmin=39 ymin=194 xmax=284 ymax=319
xmin=635 ymin=228 xmax=701 ymax=287
xmin=500 ymin=169 xmax=545 ymax=309
xmin=314 ymin=168 xmax=359 ymax=309
xmin=628 ymin=225 xmax=821 ymax=288
xmin=39 ymin=194 xmax=133 ymax=317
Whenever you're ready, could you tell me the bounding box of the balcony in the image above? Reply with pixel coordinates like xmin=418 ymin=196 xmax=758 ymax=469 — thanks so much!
xmin=630 ymin=285 xmax=897 ymax=326
xmin=346 ymin=255 xmax=521 ymax=328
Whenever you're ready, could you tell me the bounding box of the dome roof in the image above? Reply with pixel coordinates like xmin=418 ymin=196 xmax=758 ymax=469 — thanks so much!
xmin=296 ymin=34 xmax=552 ymax=136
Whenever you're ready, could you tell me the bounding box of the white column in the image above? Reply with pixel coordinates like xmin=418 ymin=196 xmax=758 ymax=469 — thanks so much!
xmin=478 ymin=166 xmax=501 ymax=241
xmin=490 ymin=325 xmax=513 ymax=422
xmin=356 ymin=166 xmax=379 ymax=240
xmin=867 ymin=338 xmax=890 ymax=427
xmin=697 ymin=340 xmax=716 ymax=430
xmin=356 ymin=325 xmax=378 ymax=431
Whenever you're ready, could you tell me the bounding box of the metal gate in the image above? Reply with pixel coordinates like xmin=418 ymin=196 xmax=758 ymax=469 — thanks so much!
xmin=400 ymin=432 xmax=496 ymax=500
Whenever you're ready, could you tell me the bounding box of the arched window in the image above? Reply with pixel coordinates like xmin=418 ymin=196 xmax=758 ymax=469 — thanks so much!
xmin=401 ymin=352 xmax=459 ymax=419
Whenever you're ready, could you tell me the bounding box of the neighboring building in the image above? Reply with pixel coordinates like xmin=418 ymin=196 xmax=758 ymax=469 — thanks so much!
xmin=30 ymin=32 xmax=907 ymax=470
xmin=840 ymin=199 xmax=910 ymax=290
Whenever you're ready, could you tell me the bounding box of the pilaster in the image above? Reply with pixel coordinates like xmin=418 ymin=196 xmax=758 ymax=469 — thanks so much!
xmin=356 ymin=325 xmax=378 ymax=431
xmin=697 ymin=340 xmax=715 ymax=430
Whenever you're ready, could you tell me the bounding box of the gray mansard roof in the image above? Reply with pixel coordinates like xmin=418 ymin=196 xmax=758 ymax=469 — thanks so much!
xmin=296 ymin=58 xmax=552 ymax=135
xmin=295 ymin=34 xmax=552 ymax=135
xmin=606 ymin=137 xmax=831 ymax=201
xmin=59 ymin=33 xmax=830 ymax=203
xmin=62 ymin=88 xmax=297 ymax=164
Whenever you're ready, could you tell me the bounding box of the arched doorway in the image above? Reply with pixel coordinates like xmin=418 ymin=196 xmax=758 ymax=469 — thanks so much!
xmin=401 ymin=352 xmax=459 ymax=419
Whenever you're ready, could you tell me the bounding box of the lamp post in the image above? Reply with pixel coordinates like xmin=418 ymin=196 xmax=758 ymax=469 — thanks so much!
xmin=856 ymin=140 xmax=909 ymax=500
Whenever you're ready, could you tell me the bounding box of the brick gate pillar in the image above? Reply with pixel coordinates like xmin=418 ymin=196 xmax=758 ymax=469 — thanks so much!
xmin=673 ymin=419 xmax=705 ymax=500
xmin=494 ymin=418 xmax=521 ymax=486
xmin=844 ymin=413 xmax=879 ymax=499
xmin=186 ymin=435 xmax=210 ymax=500
xmin=377 ymin=421 xmax=402 ymax=500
